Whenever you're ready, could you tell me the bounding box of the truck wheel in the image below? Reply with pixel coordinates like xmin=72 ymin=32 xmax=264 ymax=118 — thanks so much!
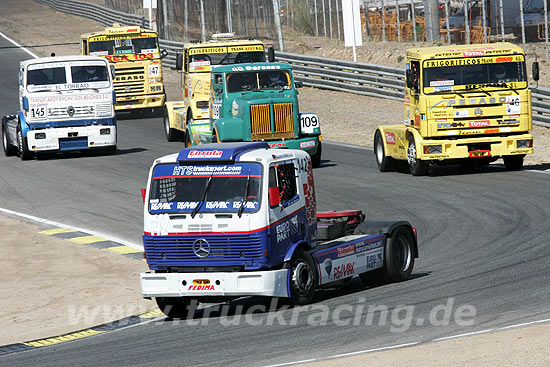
xmin=407 ymin=136 xmax=428 ymax=176
xmin=184 ymin=131 xmax=192 ymax=147
xmin=360 ymin=226 xmax=415 ymax=285
xmin=284 ymin=248 xmax=317 ymax=305
xmin=374 ymin=130 xmax=395 ymax=172
xmin=212 ymin=129 xmax=219 ymax=143
xmin=311 ymin=141 xmax=322 ymax=168
xmin=503 ymin=155 xmax=524 ymax=171
xmin=2 ymin=123 xmax=16 ymax=156
xmin=163 ymin=108 xmax=180 ymax=142
xmin=17 ymin=127 xmax=32 ymax=161
xmin=155 ymin=296 xmax=192 ymax=319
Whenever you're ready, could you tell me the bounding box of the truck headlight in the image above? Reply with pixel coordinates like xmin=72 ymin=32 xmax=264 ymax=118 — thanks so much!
xmin=100 ymin=128 xmax=111 ymax=135
xmin=517 ymin=139 xmax=532 ymax=148
xmin=35 ymin=132 xmax=46 ymax=139
xmin=424 ymin=145 xmax=442 ymax=154
xmin=196 ymin=101 xmax=209 ymax=109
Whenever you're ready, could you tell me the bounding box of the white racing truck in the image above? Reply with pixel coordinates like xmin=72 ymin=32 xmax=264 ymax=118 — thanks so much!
xmin=2 ymin=55 xmax=117 ymax=160
xmin=140 ymin=142 xmax=419 ymax=317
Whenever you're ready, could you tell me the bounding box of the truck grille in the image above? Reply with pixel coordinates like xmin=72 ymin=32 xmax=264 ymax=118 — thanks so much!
xmin=48 ymin=106 xmax=95 ymax=119
xmin=114 ymin=66 xmax=145 ymax=96
xmin=143 ymin=233 xmax=264 ymax=268
xmin=250 ymin=103 xmax=294 ymax=141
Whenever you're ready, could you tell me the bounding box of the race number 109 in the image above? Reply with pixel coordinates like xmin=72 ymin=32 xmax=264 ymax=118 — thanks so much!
xmin=300 ymin=113 xmax=319 ymax=134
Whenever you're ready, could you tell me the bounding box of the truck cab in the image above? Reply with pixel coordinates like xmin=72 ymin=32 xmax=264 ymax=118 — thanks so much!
xmin=81 ymin=23 xmax=167 ymax=114
xmin=140 ymin=143 xmax=418 ymax=315
xmin=375 ymin=42 xmax=536 ymax=175
xmin=2 ymin=55 xmax=117 ymax=159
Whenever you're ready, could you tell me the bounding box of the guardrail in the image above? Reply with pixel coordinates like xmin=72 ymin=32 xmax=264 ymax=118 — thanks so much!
xmin=34 ymin=0 xmax=550 ymax=128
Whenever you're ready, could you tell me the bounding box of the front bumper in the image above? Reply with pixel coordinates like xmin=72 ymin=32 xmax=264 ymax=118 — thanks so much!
xmin=418 ymin=133 xmax=533 ymax=160
xmin=115 ymin=93 xmax=165 ymax=111
xmin=140 ymin=269 xmax=289 ymax=298
xmin=266 ymin=136 xmax=321 ymax=156
xmin=26 ymin=125 xmax=116 ymax=152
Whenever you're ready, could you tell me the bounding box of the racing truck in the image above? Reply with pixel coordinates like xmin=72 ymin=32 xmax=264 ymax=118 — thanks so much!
xmin=172 ymin=61 xmax=322 ymax=167
xmin=374 ymin=42 xmax=538 ymax=175
xmin=81 ymin=23 xmax=167 ymax=114
xmin=140 ymin=142 xmax=418 ymax=317
xmin=2 ymin=55 xmax=117 ymax=160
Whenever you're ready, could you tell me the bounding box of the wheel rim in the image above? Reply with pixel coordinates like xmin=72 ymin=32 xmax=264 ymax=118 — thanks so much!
xmin=17 ymin=130 xmax=23 ymax=155
xmin=394 ymin=236 xmax=412 ymax=272
xmin=2 ymin=129 xmax=7 ymax=150
xmin=291 ymin=260 xmax=313 ymax=296
xmin=375 ymin=134 xmax=384 ymax=164
xmin=407 ymin=140 xmax=417 ymax=169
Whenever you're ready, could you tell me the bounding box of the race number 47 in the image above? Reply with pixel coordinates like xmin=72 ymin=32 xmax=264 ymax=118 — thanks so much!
xmin=300 ymin=113 xmax=320 ymax=134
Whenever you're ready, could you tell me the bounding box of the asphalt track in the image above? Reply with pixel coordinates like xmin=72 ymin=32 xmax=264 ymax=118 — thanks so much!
xmin=2 ymin=35 xmax=550 ymax=367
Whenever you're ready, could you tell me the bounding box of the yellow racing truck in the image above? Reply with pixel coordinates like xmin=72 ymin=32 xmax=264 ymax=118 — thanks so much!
xmin=163 ymin=33 xmax=273 ymax=141
xmin=375 ymin=42 xmax=539 ymax=176
xmin=81 ymin=23 xmax=167 ymax=115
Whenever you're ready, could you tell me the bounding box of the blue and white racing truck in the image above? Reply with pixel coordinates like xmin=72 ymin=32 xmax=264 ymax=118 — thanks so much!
xmin=2 ymin=55 xmax=117 ymax=159
xmin=140 ymin=142 xmax=419 ymax=317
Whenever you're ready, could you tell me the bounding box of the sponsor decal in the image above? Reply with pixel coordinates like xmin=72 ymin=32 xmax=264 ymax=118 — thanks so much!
xmin=385 ymin=132 xmax=396 ymax=145
xmin=337 ymin=244 xmax=355 ymax=258
xmin=188 ymin=285 xmax=215 ymax=291
xmin=300 ymin=140 xmax=316 ymax=149
xmin=150 ymin=202 xmax=173 ymax=211
xmin=463 ymin=50 xmax=484 ymax=57
xmin=430 ymin=80 xmax=454 ymax=87
xmin=435 ymin=119 xmax=447 ymax=122
xmin=495 ymin=57 xmax=513 ymax=63
xmin=455 ymin=110 xmax=469 ymax=118
xmin=484 ymin=129 xmax=499 ymax=134
xmin=333 ymin=262 xmax=355 ymax=280
xmin=187 ymin=150 xmax=223 ymax=159
xmin=269 ymin=142 xmax=286 ymax=148
xmin=469 ymin=120 xmax=490 ymax=127
xmin=434 ymin=86 xmax=453 ymax=92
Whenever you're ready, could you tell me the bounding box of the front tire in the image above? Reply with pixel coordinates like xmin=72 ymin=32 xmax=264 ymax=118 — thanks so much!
xmin=374 ymin=130 xmax=395 ymax=172
xmin=284 ymin=248 xmax=317 ymax=305
xmin=312 ymin=141 xmax=322 ymax=168
xmin=407 ymin=136 xmax=428 ymax=176
xmin=155 ymin=297 xmax=193 ymax=319
xmin=2 ymin=122 xmax=16 ymax=156
xmin=17 ymin=127 xmax=32 ymax=161
xmin=503 ymin=155 xmax=524 ymax=171
xmin=163 ymin=108 xmax=181 ymax=142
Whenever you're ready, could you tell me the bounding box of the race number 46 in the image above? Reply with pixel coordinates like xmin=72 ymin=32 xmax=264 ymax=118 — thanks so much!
xmin=300 ymin=113 xmax=319 ymax=134
xmin=505 ymin=96 xmax=521 ymax=115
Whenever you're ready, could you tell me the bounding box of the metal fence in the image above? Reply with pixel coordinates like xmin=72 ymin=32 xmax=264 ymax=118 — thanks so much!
xmin=34 ymin=0 xmax=550 ymax=128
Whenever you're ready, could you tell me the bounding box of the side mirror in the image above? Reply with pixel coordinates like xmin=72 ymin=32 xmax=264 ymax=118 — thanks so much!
xmin=22 ymin=96 xmax=29 ymax=111
xmin=176 ymin=53 xmax=183 ymax=71
xmin=141 ymin=188 xmax=147 ymax=204
xmin=269 ymin=187 xmax=280 ymax=207
xmin=267 ymin=47 xmax=275 ymax=62
xmin=161 ymin=49 xmax=168 ymax=59
xmin=295 ymin=81 xmax=303 ymax=88
xmin=533 ymin=61 xmax=540 ymax=81
xmin=406 ymin=69 xmax=414 ymax=89
xmin=110 ymin=65 xmax=116 ymax=80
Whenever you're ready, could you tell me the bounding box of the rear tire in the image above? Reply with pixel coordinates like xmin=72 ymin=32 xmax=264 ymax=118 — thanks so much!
xmin=17 ymin=126 xmax=32 ymax=161
xmin=284 ymin=248 xmax=317 ymax=305
xmin=164 ymin=108 xmax=180 ymax=142
xmin=374 ymin=130 xmax=395 ymax=172
xmin=311 ymin=141 xmax=322 ymax=168
xmin=155 ymin=297 xmax=193 ymax=319
xmin=184 ymin=131 xmax=192 ymax=147
xmin=407 ymin=136 xmax=428 ymax=176
xmin=2 ymin=122 xmax=16 ymax=156
xmin=503 ymin=155 xmax=524 ymax=171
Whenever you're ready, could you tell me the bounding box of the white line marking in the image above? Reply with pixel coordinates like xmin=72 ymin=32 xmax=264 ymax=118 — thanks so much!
xmin=0 ymin=31 xmax=39 ymax=59
xmin=433 ymin=328 xmax=495 ymax=341
xmin=0 ymin=207 xmax=143 ymax=251
xmin=499 ymin=318 xmax=550 ymax=330
xmin=526 ymin=169 xmax=550 ymax=175
xmin=262 ymin=359 xmax=317 ymax=367
xmin=326 ymin=342 xmax=420 ymax=359
xmin=324 ymin=140 xmax=372 ymax=151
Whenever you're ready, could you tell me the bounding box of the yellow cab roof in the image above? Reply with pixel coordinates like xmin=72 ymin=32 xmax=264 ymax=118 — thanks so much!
xmin=183 ymin=38 xmax=263 ymax=50
xmin=81 ymin=24 xmax=156 ymax=39
xmin=406 ymin=42 xmax=525 ymax=60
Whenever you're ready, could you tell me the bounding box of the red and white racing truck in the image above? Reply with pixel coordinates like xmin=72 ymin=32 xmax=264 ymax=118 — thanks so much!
xmin=140 ymin=142 xmax=418 ymax=317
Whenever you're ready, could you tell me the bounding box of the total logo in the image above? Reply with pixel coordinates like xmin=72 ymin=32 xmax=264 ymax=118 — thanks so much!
xmin=187 ymin=150 xmax=223 ymax=159
xmin=469 ymin=120 xmax=490 ymax=127
xmin=463 ymin=50 xmax=484 ymax=57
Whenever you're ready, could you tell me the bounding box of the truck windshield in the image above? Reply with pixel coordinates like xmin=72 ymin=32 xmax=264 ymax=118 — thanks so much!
xmin=227 ymin=70 xmax=291 ymax=92
xmin=148 ymin=163 xmax=262 ymax=214
xmin=423 ymin=59 xmax=526 ymax=93
xmin=27 ymin=67 xmax=66 ymax=87
xmin=71 ymin=65 xmax=109 ymax=83
xmin=26 ymin=62 xmax=110 ymax=92
xmin=187 ymin=46 xmax=265 ymax=72
xmin=89 ymin=37 xmax=159 ymax=56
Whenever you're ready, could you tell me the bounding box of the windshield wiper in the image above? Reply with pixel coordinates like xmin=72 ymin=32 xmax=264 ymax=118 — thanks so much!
xmin=191 ymin=173 xmax=214 ymax=219
xmin=461 ymin=86 xmax=491 ymax=97
xmin=237 ymin=169 xmax=251 ymax=218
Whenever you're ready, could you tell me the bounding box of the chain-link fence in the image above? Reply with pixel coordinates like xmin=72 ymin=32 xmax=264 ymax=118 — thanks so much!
xmin=80 ymin=0 xmax=550 ymax=57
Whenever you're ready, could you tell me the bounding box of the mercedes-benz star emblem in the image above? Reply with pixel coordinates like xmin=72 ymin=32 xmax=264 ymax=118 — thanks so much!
xmin=193 ymin=239 xmax=210 ymax=258
xmin=67 ymin=106 xmax=75 ymax=117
